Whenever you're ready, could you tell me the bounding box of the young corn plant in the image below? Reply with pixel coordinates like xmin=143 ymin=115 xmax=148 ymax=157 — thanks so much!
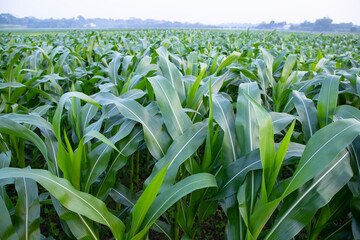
xmin=0 ymin=30 xmax=359 ymax=240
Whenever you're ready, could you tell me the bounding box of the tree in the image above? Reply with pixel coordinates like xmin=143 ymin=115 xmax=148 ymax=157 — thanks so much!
xmin=350 ymin=26 xmax=359 ymax=33
xmin=314 ymin=17 xmax=333 ymax=31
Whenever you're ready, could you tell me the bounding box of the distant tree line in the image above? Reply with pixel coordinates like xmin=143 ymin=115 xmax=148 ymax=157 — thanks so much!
xmin=0 ymin=13 xmax=217 ymax=29
xmin=256 ymin=21 xmax=288 ymax=30
xmin=257 ymin=17 xmax=359 ymax=33
xmin=0 ymin=14 xmax=359 ymax=32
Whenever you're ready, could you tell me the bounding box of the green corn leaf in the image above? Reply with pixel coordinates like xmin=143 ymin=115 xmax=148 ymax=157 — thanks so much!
xmin=148 ymin=76 xmax=192 ymax=139
xmin=276 ymin=54 xmax=297 ymax=100
xmin=36 ymin=46 xmax=54 ymax=74
xmin=0 ymin=82 xmax=26 ymax=89
xmin=265 ymin=151 xmax=352 ymax=240
xmin=52 ymin=197 xmax=99 ymax=240
xmin=356 ymin=76 xmax=360 ymax=97
xmin=13 ymin=177 xmax=40 ymax=240
xmin=109 ymin=52 xmax=122 ymax=86
xmin=222 ymin=195 xmax=244 ymax=240
xmin=235 ymin=82 xmax=262 ymax=228
xmin=237 ymin=170 xmax=262 ymax=227
xmin=351 ymin=196 xmax=360 ymax=239
xmin=216 ymin=51 xmax=241 ymax=73
xmin=187 ymin=63 xmax=207 ymax=107
xmin=191 ymin=73 xmax=228 ymax=111
xmin=202 ymin=78 xmax=214 ymax=171
xmin=246 ymin=117 xmax=351 ymax=239
xmin=283 ymin=75 xmax=324 ymax=113
xmin=80 ymin=103 xmax=99 ymax=133
xmin=72 ymin=138 xmax=85 ymax=190
xmin=41 ymin=74 xmax=63 ymax=95
xmin=293 ymin=90 xmax=318 ymax=141
xmin=94 ymin=127 xmax=142 ymax=200
xmin=321 ymin=219 xmax=353 ymax=240
xmin=57 ymin=138 xmax=71 ymax=183
xmin=53 ymin=92 xmax=101 ymax=140
xmin=86 ymin=35 xmax=97 ymax=64
xmin=335 ymin=105 xmax=360 ymax=121
xmin=0 ymin=151 xmax=12 ymax=192
xmin=109 ymin=183 xmax=137 ymax=207
xmin=315 ymin=58 xmax=330 ymax=73
xmin=272 ymin=51 xmax=289 ymax=72
xmin=309 ymin=188 xmax=352 ymax=240
xmin=145 ymin=120 xmax=208 ymax=192
xmin=269 ymin=120 xmax=296 ymax=194
xmin=128 ymin=165 xmax=168 ymax=238
xmin=121 ymin=55 xmax=134 ymax=79
xmin=215 ymin=149 xmax=262 ymax=199
xmin=133 ymin=55 xmax=158 ymax=77
xmin=130 ymin=225 xmax=155 ymax=240
xmin=270 ymin=112 xmax=295 ymax=135
xmin=240 ymin=88 xmax=275 ymax=201
xmin=236 ymin=82 xmax=261 ymax=156
xmin=334 ymin=105 xmax=360 ymax=176
xmin=213 ymin=93 xmax=240 ymax=166
xmin=0 ymin=168 xmax=125 ymax=240
xmin=198 ymin=200 xmax=218 ymax=223
xmin=210 ymin=54 xmax=218 ymax=75
xmin=232 ymin=67 xmax=258 ymax=81
xmin=247 ymin=198 xmax=281 ymax=239
xmin=83 ymin=122 xmax=134 ymax=192
xmin=62 ymin=130 xmax=74 ymax=183
xmin=95 ymin=93 xmax=170 ymax=160
xmin=1 ymin=113 xmax=54 ymax=132
xmin=0 ymin=117 xmax=51 ymax=171
xmin=156 ymin=46 xmax=185 ymax=101
xmin=85 ymin=130 xmax=119 ymax=152
xmin=151 ymin=220 xmax=172 ymax=240
xmin=54 ymin=51 xmax=70 ymax=74
xmin=282 ymin=119 xmax=360 ymax=197
xmin=260 ymin=48 xmax=275 ymax=88
xmin=141 ymin=173 xmax=217 ymax=228
xmin=186 ymin=51 xmax=198 ymax=75
xmin=110 ymin=182 xmax=172 ymax=240
xmin=317 ymin=75 xmax=340 ymax=128
xmin=0 ymin=196 xmax=18 ymax=240
xmin=215 ymin=141 xmax=305 ymax=200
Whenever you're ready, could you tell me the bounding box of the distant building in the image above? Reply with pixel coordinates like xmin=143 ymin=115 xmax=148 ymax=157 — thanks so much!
xmin=83 ymin=23 xmax=97 ymax=28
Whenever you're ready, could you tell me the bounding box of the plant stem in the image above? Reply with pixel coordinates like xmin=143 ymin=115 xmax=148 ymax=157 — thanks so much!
xmin=174 ymin=202 xmax=180 ymax=240
xmin=146 ymin=151 xmax=150 ymax=173
xmin=130 ymin=153 xmax=134 ymax=192
xmin=136 ymin=151 xmax=140 ymax=186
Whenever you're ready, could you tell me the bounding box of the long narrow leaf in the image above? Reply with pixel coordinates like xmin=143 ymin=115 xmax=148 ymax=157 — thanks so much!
xmin=128 ymin=165 xmax=168 ymax=238
xmin=145 ymin=120 xmax=208 ymax=191
xmin=213 ymin=93 xmax=239 ymax=166
xmin=0 ymin=195 xmax=18 ymax=240
xmin=142 ymin=173 xmax=217 ymax=228
xmin=317 ymin=75 xmax=340 ymax=128
xmin=265 ymin=151 xmax=352 ymax=240
xmin=148 ymin=76 xmax=192 ymax=139
xmin=293 ymin=90 xmax=318 ymax=141
xmin=236 ymin=82 xmax=261 ymax=156
xmin=0 ymin=168 xmax=125 ymax=240
xmin=13 ymin=177 xmax=40 ymax=240
xmin=95 ymin=93 xmax=169 ymax=160
xmin=283 ymin=119 xmax=360 ymax=197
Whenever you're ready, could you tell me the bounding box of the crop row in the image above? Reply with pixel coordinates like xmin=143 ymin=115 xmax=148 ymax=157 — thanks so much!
xmin=0 ymin=30 xmax=359 ymax=240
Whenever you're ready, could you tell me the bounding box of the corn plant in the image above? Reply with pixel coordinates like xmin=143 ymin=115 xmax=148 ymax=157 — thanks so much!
xmin=0 ymin=29 xmax=359 ymax=240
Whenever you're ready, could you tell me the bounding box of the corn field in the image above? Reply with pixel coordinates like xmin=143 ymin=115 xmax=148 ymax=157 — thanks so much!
xmin=0 ymin=30 xmax=360 ymax=240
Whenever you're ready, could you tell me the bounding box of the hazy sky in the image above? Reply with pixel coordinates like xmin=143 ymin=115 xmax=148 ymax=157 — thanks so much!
xmin=1 ymin=0 xmax=359 ymax=25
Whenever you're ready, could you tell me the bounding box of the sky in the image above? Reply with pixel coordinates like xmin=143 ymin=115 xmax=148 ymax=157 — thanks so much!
xmin=1 ymin=0 xmax=360 ymax=25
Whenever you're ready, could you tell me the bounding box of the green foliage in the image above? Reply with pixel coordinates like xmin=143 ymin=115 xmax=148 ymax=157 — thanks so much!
xmin=0 ymin=29 xmax=359 ymax=240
